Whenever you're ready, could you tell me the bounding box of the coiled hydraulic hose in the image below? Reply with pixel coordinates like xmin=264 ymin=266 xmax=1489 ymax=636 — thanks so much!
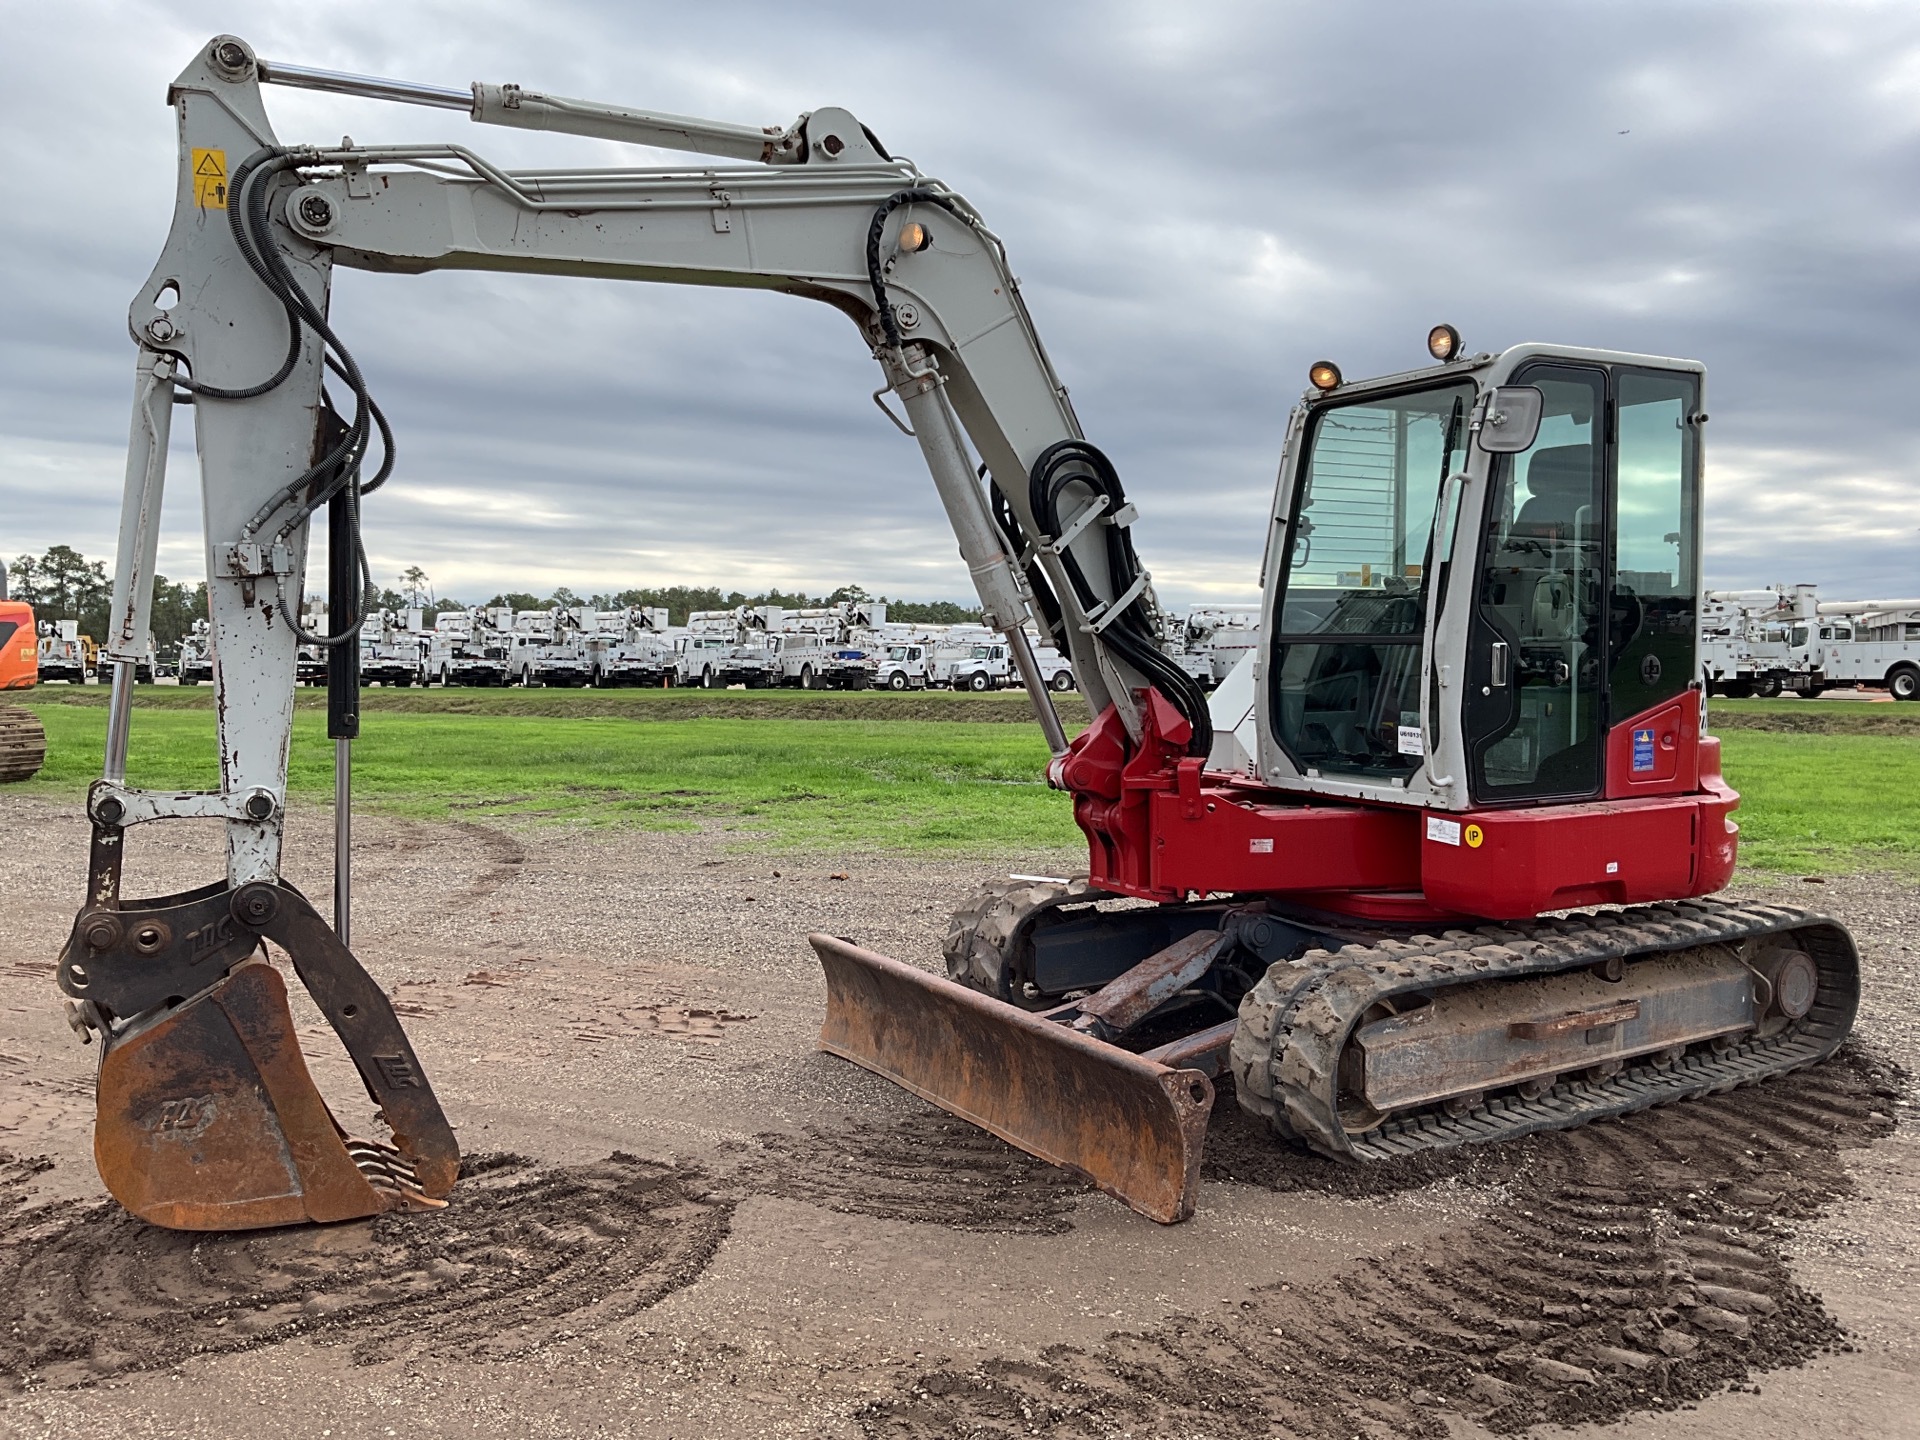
xmin=1028 ymin=440 xmax=1212 ymax=757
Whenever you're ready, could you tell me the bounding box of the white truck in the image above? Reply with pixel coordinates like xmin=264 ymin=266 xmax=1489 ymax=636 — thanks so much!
xmin=932 ymin=636 xmax=1009 ymax=690
xmin=1183 ymin=605 xmax=1261 ymax=686
xmin=679 ymin=608 xmax=783 ymax=688
xmin=771 ymin=604 xmax=883 ymax=689
xmin=432 ymin=609 xmax=513 ymax=686
xmin=1702 ymin=586 xmax=1920 ymax=699
xmin=1807 ymin=600 xmax=1920 ymax=699
xmin=507 ymin=607 xmax=598 ymax=687
xmin=175 ymin=619 xmax=214 ymax=685
xmin=358 ymin=608 xmax=431 ymax=686
xmin=37 ymin=621 xmax=93 ymax=684
xmin=596 ymin=607 xmax=677 ymax=687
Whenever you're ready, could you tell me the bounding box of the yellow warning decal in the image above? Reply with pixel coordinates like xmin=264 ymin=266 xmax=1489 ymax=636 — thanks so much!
xmin=1464 ymin=823 xmax=1485 ymax=849
xmin=192 ymin=148 xmax=228 ymax=209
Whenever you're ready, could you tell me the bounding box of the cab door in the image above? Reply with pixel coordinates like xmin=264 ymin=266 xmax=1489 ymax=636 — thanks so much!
xmin=1462 ymin=363 xmax=1701 ymax=803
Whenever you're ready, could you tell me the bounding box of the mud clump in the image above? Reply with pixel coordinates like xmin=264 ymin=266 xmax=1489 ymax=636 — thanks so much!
xmin=0 ymin=1151 xmax=731 ymax=1390
xmin=862 ymin=1045 xmax=1904 ymax=1439
xmin=742 ymin=1109 xmax=1091 ymax=1234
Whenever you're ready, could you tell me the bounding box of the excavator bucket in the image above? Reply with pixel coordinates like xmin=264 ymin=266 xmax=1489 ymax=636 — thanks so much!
xmin=93 ymin=959 xmax=444 ymax=1230
xmin=65 ymin=877 xmax=459 ymax=1231
xmin=812 ymin=934 xmax=1215 ymax=1224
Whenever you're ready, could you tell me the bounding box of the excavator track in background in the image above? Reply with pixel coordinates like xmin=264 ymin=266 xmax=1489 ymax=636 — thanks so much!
xmin=0 ymin=706 xmax=47 ymax=783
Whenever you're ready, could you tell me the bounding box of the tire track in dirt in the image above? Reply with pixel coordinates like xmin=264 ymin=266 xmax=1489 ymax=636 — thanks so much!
xmin=0 ymin=1151 xmax=732 ymax=1391
xmin=738 ymin=1109 xmax=1092 ymax=1234
xmin=859 ymin=1045 xmax=1904 ymax=1439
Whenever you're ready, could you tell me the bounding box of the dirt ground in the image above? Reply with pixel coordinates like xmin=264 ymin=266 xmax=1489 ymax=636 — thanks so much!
xmin=0 ymin=793 xmax=1914 ymax=1440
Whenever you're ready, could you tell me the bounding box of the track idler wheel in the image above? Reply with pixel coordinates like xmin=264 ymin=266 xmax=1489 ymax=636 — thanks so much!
xmin=94 ymin=959 xmax=443 ymax=1229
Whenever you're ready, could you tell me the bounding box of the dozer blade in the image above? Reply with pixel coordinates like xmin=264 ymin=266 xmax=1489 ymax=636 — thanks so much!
xmin=93 ymin=958 xmax=444 ymax=1230
xmin=813 ymin=934 xmax=1215 ymax=1224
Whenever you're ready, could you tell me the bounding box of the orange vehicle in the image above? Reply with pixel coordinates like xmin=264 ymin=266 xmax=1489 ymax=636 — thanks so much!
xmin=0 ymin=599 xmax=35 ymax=689
xmin=0 ymin=596 xmax=47 ymax=781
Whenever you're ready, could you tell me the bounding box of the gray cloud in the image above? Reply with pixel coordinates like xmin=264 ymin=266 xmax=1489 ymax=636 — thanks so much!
xmin=3 ymin=0 xmax=1917 ymax=606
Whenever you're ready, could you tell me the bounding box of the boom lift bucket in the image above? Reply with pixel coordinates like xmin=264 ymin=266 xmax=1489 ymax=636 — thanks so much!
xmin=813 ymin=934 xmax=1217 ymax=1224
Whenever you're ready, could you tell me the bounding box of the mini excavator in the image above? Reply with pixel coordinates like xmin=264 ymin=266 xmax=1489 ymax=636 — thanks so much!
xmin=66 ymin=36 xmax=1858 ymax=1229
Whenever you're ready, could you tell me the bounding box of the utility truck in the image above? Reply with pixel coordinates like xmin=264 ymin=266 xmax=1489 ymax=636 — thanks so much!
xmin=37 ymin=621 xmax=93 ymax=684
xmin=431 ymin=608 xmax=512 ymax=686
xmin=358 ymin=609 xmax=430 ymax=686
xmin=1704 ymin=586 xmax=1920 ymax=699
xmin=595 ymin=607 xmax=676 ymax=687
xmin=175 ymin=620 xmax=214 ymax=685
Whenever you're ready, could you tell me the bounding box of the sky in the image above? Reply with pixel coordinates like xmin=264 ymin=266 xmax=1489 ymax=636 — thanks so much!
xmin=3 ymin=0 xmax=1918 ymax=610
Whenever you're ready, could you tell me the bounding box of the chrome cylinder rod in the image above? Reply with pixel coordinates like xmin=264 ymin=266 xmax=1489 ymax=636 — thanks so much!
xmin=102 ymin=660 xmax=135 ymax=784
xmin=1004 ymin=624 xmax=1071 ymax=758
xmin=334 ymin=737 xmax=352 ymax=945
xmin=257 ymin=59 xmax=473 ymax=111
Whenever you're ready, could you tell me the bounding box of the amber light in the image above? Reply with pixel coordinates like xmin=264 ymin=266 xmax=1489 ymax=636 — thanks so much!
xmin=1308 ymin=360 xmax=1343 ymax=391
xmin=1427 ymin=323 xmax=1462 ymax=361
xmin=898 ymin=221 xmax=932 ymax=252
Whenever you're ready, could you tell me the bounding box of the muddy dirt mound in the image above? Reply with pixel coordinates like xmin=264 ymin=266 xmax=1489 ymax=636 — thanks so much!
xmin=0 ymin=1151 xmax=732 ymax=1391
xmin=743 ymin=1110 xmax=1091 ymax=1233
xmin=862 ymin=1047 xmax=1903 ymax=1439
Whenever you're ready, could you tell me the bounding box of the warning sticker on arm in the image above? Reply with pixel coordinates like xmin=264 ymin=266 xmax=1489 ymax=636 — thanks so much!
xmin=192 ymin=148 xmax=227 ymax=209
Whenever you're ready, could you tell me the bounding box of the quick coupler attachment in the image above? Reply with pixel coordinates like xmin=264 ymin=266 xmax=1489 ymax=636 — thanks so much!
xmin=60 ymin=880 xmax=459 ymax=1230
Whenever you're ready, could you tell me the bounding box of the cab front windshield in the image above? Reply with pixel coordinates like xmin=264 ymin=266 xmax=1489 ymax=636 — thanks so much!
xmin=1269 ymin=381 xmax=1473 ymax=779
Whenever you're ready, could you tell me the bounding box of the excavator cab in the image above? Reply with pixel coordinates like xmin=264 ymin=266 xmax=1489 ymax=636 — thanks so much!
xmin=1262 ymin=348 xmax=1704 ymax=822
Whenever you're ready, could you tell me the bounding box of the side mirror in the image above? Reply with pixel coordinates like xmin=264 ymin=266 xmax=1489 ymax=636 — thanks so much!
xmin=1476 ymin=385 xmax=1544 ymax=453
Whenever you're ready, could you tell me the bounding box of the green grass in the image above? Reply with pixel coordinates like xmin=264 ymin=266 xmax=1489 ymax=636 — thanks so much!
xmin=22 ymin=681 xmax=1087 ymax=725
xmin=12 ymin=701 xmax=1080 ymax=854
xmin=10 ymin=692 xmax=1913 ymax=873
xmin=1716 ymin=730 xmax=1920 ymax=876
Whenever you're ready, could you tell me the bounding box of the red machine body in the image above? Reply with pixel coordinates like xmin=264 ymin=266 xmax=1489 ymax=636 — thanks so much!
xmin=1057 ymin=689 xmax=1736 ymax=923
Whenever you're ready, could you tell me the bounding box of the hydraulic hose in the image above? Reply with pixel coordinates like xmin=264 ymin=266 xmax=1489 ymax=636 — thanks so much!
xmin=158 ymin=146 xmax=393 ymax=646
xmin=1027 ymin=440 xmax=1212 ymax=757
xmin=865 ymin=187 xmax=966 ymax=350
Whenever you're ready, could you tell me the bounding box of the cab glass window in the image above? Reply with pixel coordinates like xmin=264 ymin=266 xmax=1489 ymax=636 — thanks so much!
xmin=1608 ymin=368 xmax=1700 ymax=717
xmin=1467 ymin=367 xmax=1607 ymax=800
xmin=1269 ymin=382 xmax=1473 ymax=779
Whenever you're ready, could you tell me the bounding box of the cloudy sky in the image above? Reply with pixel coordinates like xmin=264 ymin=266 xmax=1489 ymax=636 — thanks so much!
xmin=4 ymin=1 xmax=1918 ymax=609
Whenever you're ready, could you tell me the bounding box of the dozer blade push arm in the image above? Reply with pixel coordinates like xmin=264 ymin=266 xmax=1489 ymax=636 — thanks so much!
xmin=75 ymin=34 xmax=1214 ymax=1229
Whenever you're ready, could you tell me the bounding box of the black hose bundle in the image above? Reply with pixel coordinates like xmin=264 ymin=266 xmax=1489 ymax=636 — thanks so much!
xmin=1027 ymin=440 xmax=1212 ymax=757
xmin=165 ymin=147 xmax=391 ymax=648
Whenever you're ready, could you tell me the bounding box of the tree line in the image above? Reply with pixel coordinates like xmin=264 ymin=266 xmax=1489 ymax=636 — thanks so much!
xmin=6 ymin=546 xmax=206 ymax=654
xmin=7 ymin=547 xmax=982 ymax=651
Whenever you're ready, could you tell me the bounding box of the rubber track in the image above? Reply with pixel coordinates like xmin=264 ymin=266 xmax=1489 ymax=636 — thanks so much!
xmin=0 ymin=705 xmax=46 ymax=783
xmin=942 ymin=875 xmax=1112 ymax=1004
xmin=1229 ymin=898 xmax=1860 ymax=1161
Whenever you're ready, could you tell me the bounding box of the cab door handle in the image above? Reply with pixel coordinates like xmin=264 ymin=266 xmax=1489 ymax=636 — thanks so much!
xmin=1490 ymin=641 xmax=1510 ymax=687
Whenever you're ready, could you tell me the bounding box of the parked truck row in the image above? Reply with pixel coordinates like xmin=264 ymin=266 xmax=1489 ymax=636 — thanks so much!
xmin=39 ymin=594 xmax=1262 ymax=695
xmin=1702 ymin=585 xmax=1920 ymax=699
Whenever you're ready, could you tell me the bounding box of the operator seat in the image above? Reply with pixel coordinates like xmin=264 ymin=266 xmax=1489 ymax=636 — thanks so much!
xmin=1511 ymin=445 xmax=1595 ymax=542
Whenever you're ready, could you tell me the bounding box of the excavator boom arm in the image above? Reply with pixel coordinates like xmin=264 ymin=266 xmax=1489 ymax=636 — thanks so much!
xmin=72 ymin=34 xmax=1213 ymax=1231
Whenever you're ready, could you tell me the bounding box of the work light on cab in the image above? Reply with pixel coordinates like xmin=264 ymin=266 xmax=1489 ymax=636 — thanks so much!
xmin=1427 ymin=323 xmax=1462 ymax=361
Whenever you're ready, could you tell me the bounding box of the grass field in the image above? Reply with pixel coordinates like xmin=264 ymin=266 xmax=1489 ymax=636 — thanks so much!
xmin=11 ymin=701 xmax=1083 ymax=854
xmin=9 ymin=689 xmax=1915 ymax=872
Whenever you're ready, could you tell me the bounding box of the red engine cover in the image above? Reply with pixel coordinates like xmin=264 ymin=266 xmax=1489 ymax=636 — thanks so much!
xmin=1058 ymin=690 xmax=1741 ymax=922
